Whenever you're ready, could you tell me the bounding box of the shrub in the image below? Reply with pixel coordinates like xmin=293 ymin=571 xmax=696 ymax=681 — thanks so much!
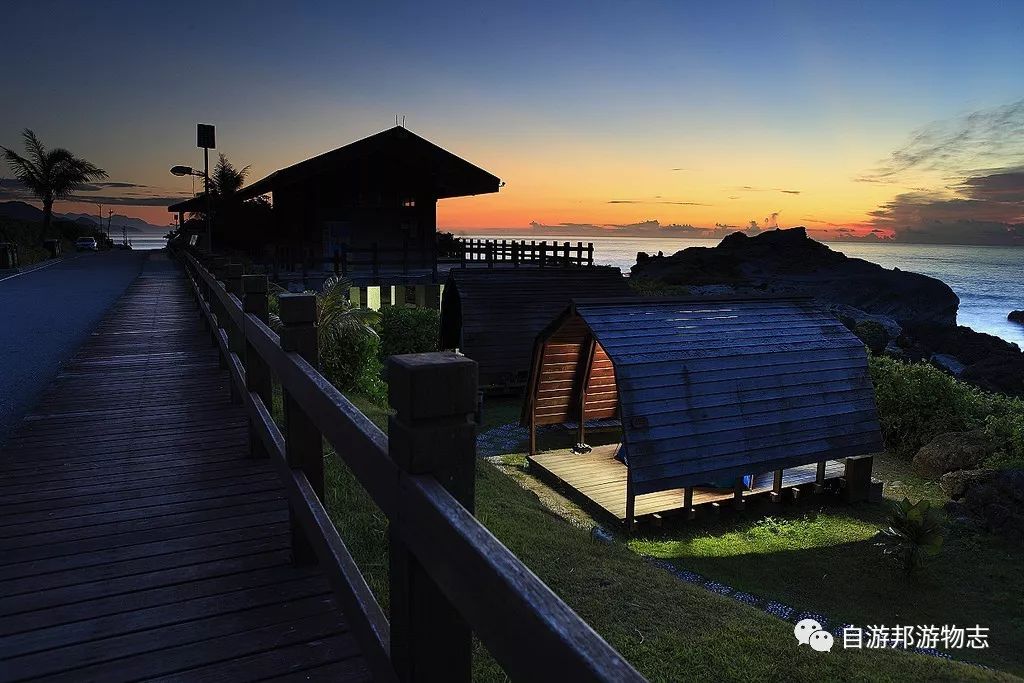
xmin=854 ymin=320 xmax=888 ymax=354
xmin=870 ymin=356 xmax=1024 ymax=461
xmin=876 ymin=497 xmax=945 ymax=575
xmin=628 ymin=278 xmax=690 ymax=297
xmin=320 ymin=323 xmax=387 ymax=405
xmin=379 ymin=305 xmax=439 ymax=359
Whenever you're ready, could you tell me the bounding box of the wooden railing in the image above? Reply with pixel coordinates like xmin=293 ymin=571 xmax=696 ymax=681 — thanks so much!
xmin=176 ymin=249 xmax=643 ymax=683
xmin=460 ymin=238 xmax=594 ymax=268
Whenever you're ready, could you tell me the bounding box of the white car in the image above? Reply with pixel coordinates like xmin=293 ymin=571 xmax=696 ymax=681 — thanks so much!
xmin=75 ymin=237 xmax=99 ymax=251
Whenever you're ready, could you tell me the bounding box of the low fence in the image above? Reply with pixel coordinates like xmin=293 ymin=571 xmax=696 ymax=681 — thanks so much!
xmin=460 ymin=238 xmax=594 ymax=268
xmin=177 ymin=249 xmax=643 ymax=682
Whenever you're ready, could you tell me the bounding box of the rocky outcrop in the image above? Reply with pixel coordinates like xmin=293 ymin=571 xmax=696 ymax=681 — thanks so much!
xmin=912 ymin=431 xmax=992 ymax=478
xmin=632 ymin=228 xmax=959 ymax=328
xmin=939 ymin=468 xmax=996 ymax=499
xmin=945 ymin=469 xmax=1024 ymax=541
xmin=1009 ymin=310 xmax=1024 ymax=324
xmin=633 ymin=228 xmax=1024 ymax=397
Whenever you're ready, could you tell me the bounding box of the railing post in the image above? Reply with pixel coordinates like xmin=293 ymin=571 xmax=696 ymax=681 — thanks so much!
xmin=224 ymin=263 xmax=245 ymax=403
xmin=388 ymin=352 xmax=477 ymax=683
xmin=243 ymin=274 xmax=272 ymax=459
xmin=587 ymin=242 xmax=594 ymax=266
xmin=279 ymin=293 xmax=323 ymax=565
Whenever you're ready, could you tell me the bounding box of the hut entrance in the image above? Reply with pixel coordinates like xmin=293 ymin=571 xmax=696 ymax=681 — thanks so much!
xmin=522 ymin=297 xmax=884 ymax=527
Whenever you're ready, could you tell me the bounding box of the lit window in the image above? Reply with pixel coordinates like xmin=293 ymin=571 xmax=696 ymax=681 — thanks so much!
xmin=402 ymin=198 xmax=416 ymax=208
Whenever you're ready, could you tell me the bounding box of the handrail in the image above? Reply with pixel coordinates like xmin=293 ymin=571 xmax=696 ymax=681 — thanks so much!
xmin=176 ymin=248 xmax=645 ymax=683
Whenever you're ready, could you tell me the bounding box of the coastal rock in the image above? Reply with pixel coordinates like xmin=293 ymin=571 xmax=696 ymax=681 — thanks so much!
xmin=912 ymin=430 xmax=992 ymax=479
xmin=916 ymin=325 xmax=1024 ymax=396
xmin=1009 ymin=310 xmax=1024 ymax=324
xmin=630 ymin=228 xmax=959 ymax=328
xmin=940 ymin=468 xmax=996 ymax=500
xmin=930 ymin=353 xmax=966 ymax=376
xmin=959 ymin=469 xmax=1024 ymax=541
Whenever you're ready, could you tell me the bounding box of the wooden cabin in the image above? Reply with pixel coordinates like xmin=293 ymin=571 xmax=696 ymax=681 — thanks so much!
xmin=439 ymin=267 xmax=632 ymax=391
xmin=170 ymin=126 xmax=501 ymax=265
xmin=523 ymin=297 xmax=884 ymax=526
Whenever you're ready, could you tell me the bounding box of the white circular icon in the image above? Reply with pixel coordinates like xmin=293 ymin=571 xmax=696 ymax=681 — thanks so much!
xmin=810 ymin=630 xmax=835 ymax=652
xmin=794 ymin=618 xmax=823 ymax=645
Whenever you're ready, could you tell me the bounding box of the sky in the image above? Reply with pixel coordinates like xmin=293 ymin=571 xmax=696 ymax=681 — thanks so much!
xmin=2 ymin=0 xmax=1023 ymax=244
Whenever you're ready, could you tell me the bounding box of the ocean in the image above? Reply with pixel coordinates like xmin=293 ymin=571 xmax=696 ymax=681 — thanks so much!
xmin=470 ymin=234 xmax=1024 ymax=347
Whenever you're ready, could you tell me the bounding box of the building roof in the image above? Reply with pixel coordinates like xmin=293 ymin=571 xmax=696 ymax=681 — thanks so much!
xmin=234 ymin=126 xmax=501 ymax=202
xmin=439 ymin=267 xmax=632 ymax=387
xmin=524 ymin=297 xmax=883 ymax=495
xmin=167 ymin=195 xmax=209 ymax=213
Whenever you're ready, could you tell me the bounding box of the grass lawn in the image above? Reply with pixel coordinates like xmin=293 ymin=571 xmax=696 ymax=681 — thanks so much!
xmin=320 ymin=393 xmax=1017 ymax=681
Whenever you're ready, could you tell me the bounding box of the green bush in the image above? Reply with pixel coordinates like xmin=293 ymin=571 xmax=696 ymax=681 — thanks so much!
xmin=321 ymin=323 xmax=387 ymax=405
xmin=854 ymin=320 xmax=888 ymax=354
xmin=379 ymin=305 xmax=439 ymax=359
xmin=869 ymin=356 xmax=1024 ymax=461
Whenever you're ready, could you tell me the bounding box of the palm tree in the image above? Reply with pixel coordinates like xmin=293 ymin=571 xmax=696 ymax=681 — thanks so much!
xmin=1 ymin=129 xmax=107 ymax=234
xmin=211 ymin=153 xmax=249 ymax=199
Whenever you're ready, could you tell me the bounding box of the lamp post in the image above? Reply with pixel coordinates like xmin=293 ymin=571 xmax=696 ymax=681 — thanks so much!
xmin=170 ymin=164 xmax=212 ymax=252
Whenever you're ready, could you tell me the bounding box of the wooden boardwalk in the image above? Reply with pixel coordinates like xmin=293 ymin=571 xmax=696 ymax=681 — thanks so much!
xmin=0 ymin=256 xmax=370 ymax=682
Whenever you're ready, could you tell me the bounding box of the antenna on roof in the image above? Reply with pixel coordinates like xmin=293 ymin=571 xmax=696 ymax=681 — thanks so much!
xmin=402 ymin=115 xmax=406 ymax=127
xmin=395 ymin=114 xmax=399 ymax=126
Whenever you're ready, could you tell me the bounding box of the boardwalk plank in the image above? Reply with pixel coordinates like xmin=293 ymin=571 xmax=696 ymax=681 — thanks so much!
xmin=0 ymin=257 xmax=366 ymax=681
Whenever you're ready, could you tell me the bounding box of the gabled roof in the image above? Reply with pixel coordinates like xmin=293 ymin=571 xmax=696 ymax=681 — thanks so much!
xmin=526 ymin=297 xmax=883 ymax=495
xmin=440 ymin=267 xmax=632 ymax=387
xmin=235 ymin=126 xmax=501 ymax=201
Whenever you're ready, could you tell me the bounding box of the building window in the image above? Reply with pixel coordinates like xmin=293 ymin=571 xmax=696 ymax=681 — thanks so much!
xmin=402 ymin=197 xmax=416 ymax=208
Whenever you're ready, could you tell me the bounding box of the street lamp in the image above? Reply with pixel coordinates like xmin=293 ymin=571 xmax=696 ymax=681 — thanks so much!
xmin=168 ymin=163 xmax=212 ymax=252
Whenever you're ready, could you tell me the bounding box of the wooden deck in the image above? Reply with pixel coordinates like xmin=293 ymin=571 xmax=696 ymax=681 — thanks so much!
xmin=530 ymin=444 xmax=845 ymax=521
xmin=0 ymin=256 xmax=370 ymax=682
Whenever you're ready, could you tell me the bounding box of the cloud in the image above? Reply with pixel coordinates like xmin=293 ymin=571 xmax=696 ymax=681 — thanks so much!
xmin=527 ymin=219 xmax=760 ymax=239
xmin=0 ymin=177 xmax=187 ymax=207
xmin=859 ymin=100 xmax=1024 ymax=245
xmin=761 ymin=211 xmax=782 ymax=229
xmin=608 ymin=199 xmax=711 ymax=206
xmin=735 ymin=186 xmax=801 ymax=195
xmin=864 ymin=98 xmax=1024 ymax=182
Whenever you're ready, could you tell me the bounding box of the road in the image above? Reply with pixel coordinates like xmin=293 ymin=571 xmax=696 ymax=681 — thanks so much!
xmin=0 ymin=249 xmax=150 ymax=444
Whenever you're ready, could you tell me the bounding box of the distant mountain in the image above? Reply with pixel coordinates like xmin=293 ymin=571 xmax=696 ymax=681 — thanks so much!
xmin=59 ymin=212 xmax=166 ymax=233
xmin=0 ymin=201 xmax=44 ymax=222
xmin=0 ymin=202 xmax=166 ymax=233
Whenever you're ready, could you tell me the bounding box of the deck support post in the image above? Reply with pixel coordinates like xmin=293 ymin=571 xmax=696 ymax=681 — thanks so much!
xmin=625 ymin=470 xmax=636 ymax=532
xmin=814 ymin=461 xmax=827 ymax=494
xmin=843 ymin=455 xmax=873 ymax=503
xmin=683 ymin=487 xmax=695 ymax=520
xmin=770 ymin=469 xmax=784 ymax=503
xmin=388 ymin=352 xmax=478 ymax=683
xmin=243 ymin=275 xmax=272 ymax=459
xmin=279 ymin=293 xmax=323 ymax=566
xmin=732 ymin=477 xmax=745 ymax=511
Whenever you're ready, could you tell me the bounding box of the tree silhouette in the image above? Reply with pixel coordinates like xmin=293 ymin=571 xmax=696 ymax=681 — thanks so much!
xmin=1 ymin=129 xmax=107 ymax=234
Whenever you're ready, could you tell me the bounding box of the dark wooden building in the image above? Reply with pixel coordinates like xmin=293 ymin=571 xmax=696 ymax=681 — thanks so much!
xmin=170 ymin=126 xmax=501 ymax=264
xmin=523 ymin=297 xmax=884 ymax=525
xmin=439 ymin=267 xmax=632 ymax=390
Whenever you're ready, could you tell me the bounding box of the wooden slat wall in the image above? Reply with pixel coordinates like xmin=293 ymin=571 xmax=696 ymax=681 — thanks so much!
xmin=572 ymin=299 xmax=883 ymax=495
xmin=441 ymin=268 xmax=631 ymax=387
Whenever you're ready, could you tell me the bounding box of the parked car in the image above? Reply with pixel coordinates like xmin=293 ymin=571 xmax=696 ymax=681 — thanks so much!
xmin=75 ymin=237 xmax=99 ymax=251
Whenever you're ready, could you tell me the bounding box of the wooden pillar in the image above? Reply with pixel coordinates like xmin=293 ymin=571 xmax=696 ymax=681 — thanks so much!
xmin=388 ymin=352 xmax=477 ymax=683
xmin=587 ymin=242 xmax=594 ymax=266
xmin=770 ymin=469 xmax=784 ymax=503
xmin=683 ymin=487 xmax=695 ymax=520
xmin=577 ymin=337 xmax=596 ymax=446
xmin=625 ymin=469 xmax=636 ymax=531
xmin=279 ymin=293 xmax=323 ymax=565
xmin=814 ymin=461 xmax=827 ymax=494
xmin=243 ymin=275 xmax=272 ymax=459
xmin=733 ymin=477 xmax=746 ymax=511
xmin=843 ymin=455 xmax=873 ymax=503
